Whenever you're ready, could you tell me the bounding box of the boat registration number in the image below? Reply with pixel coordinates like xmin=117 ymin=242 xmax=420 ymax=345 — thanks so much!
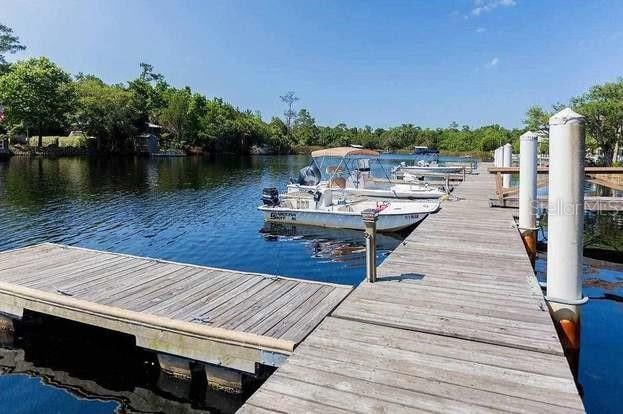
xmin=404 ymin=214 xmax=422 ymax=220
xmin=270 ymin=212 xmax=297 ymax=221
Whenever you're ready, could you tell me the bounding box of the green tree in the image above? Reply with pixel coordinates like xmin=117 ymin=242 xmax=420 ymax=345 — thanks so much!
xmin=128 ymin=63 xmax=167 ymax=127
xmin=523 ymin=105 xmax=550 ymax=133
xmin=474 ymin=124 xmax=509 ymax=151
xmin=73 ymin=75 xmax=138 ymax=152
xmin=292 ymin=109 xmax=319 ymax=145
xmin=572 ymin=79 xmax=623 ymax=165
xmin=159 ymin=88 xmax=191 ymax=145
xmin=0 ymin=23 xmax=25 ymax=73
xmin=0 ymin=57 xmax=75 ymax=146
xmin=266 ymin=117 xmax=292 ymax=152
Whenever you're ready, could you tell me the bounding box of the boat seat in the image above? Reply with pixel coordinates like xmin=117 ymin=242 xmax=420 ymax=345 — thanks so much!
xmin=328 ymin=177 xmax=346 ymax=188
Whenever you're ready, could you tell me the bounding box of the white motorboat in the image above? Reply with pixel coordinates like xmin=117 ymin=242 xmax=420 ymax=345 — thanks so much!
xmin=287 ymin=147 xmax=448 ymax=199
xmin=396 ymin=160 xmax=466 ymax=175
xmin=259 ymin=187 xmax=440 ymax=232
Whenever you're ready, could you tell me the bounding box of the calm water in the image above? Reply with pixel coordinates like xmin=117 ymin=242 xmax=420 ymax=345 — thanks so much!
xmin=0 ymin=155 xmax=400 ymax=413
xmin=0 ymin=155 xmax=398 ymax=284
xmin=0 ymin=155 xmax=621 ymax=413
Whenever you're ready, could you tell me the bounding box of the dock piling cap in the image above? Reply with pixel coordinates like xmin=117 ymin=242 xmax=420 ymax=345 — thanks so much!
xmin=520 ymin=131 xmax=539 ymax=141
xmin=549 ymin=108 xmax=585 ymax=126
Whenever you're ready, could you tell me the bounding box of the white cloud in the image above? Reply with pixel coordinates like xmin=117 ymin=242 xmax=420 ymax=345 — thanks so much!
xmin=485 ymin=57 xmax=499 ymax=68
xmin=470 ymin=0 xmax=516 ymax=17
xmin=476 ymin=27 xmax=487 ymax=33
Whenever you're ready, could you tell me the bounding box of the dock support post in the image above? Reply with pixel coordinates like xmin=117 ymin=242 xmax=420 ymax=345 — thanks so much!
xmin=0 ymin=315 xmax=15 ymax=347
xmin=204 ymin=364 xmax=243 ymax=393
xmin=519 ymin=131 xmax=538 ymax=266
xmin=503 ymin=143 xmax=512 ymax=188
xmin=361 ymin=209 xmax=379 ymax=283
xmin=546 ymin=108 xmax=587 ymax=372
xmin=157 ymin=353 xmax=192 ymax=380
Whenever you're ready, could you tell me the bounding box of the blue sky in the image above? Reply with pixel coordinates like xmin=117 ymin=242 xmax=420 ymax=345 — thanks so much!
xmin=2 ymin=0 xmax=623 ymax=128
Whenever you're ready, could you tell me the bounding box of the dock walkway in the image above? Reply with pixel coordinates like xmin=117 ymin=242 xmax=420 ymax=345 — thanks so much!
xmin=0 ymin=244 xmax=351 ymax=374
xmin=240 ymin=164 xmax=585 ymax=413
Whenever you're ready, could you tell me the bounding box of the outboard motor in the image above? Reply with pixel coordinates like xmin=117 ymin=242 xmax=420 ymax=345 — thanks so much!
xmin=295 ymin=163 xmax=321 ymax=186
xmin=261 ymin=187 xmax=280 ymax=206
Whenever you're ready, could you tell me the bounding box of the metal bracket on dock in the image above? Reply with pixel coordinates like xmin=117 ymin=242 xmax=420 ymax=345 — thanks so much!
xmin=517 ymin=226 xmax=539 ymax=232
xmin=260 ymin=349 xmax=289 ymax=367
xmin=545 ymin=295 xmax=589 ymax=306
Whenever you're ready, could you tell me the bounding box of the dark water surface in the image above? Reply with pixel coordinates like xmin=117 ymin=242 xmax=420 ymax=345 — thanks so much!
xmin=0 ymin=155 xmax=398 ymax=413
xmin=0 ymin=155 xmax=621 ymax=413
xmin=0 ymin=155 xmax=392 ymax=284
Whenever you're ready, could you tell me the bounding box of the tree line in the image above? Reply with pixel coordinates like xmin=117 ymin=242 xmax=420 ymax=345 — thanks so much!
xmin=524 ymin=79 xmax=623 ymax=165
xmin=0 ymin=23 xmax=520 ymax=155
xmin=0 ymin=57 xmax=519 ymax=155
xmin=0 ymin=22 xmax=621 ymax=162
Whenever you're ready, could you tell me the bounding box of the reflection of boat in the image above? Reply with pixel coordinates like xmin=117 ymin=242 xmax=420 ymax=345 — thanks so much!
xmin=260 ymin=222 xmax=403 ymax=252
xmin=287 ymin=147 xmax=447 ymax=199
xmin=259 ymin=187 xmax=439 ymax=232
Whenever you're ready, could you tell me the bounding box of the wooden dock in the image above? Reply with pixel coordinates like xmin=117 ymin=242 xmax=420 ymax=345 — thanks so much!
xmin=0 ymin=244 xmax=351 ymax=375
xmin=240 ymin=164 xmax=585 ymax=413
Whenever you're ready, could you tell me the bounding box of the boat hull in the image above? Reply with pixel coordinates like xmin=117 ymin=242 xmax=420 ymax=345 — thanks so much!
xmin=259 ymin=206 xmax=429 ymax=232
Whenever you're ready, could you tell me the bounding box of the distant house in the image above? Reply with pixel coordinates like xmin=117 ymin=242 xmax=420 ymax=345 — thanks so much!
xmin=134 ymin=123 xmax=163 ymax=155
xmin=134 ymin=133 xmax=158 ymax=154
xmin=0 ymin=137 xmax=10 ymax=159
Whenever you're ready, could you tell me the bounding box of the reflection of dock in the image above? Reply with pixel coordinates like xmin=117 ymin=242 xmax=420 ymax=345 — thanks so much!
xmin=240 ymin=163 xmax=585 ymax=413
xmin=0 ymin=244 xmax=350 ymax=379
xmin=0 ymin=347 xmax=215 ymax=414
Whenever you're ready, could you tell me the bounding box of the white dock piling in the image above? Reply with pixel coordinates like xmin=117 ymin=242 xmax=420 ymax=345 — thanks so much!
xmin=503 ymin=143 xmax=512 ymax=188
xmin=519 ymin=131 xmax=538 ymax=265
xmin=546 ymin=107 xmax=586 ymax=368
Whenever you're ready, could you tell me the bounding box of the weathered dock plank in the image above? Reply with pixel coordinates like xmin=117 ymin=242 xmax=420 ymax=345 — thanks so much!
xmin=0 ymin=243 xmax=351 ymax=374
xmin=241 ymin=163 xmax=585 ymax=413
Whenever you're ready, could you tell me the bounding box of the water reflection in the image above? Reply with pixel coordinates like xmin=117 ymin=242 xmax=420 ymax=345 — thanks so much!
xmin=259 ymin=222 xmax=403 ymax=267
xmin=535 ymin=248 xmax=623 ymax=414
xmin=0 ymin=155 xmax=396 ymax=412
xmin=0 ymin=313 xmax=257 ymax=413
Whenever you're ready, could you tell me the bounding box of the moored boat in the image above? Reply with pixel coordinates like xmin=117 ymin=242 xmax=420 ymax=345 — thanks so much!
xmin=259 ymin=187 xmax=439 ymax=232
xmin=287 ymin=147 xmax=448 ymax=199
xmin=396 ymin=162 xmax=465 ymax=175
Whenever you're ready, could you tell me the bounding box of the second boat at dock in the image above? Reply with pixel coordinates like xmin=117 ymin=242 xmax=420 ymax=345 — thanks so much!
xmin=287 ymin=147 xmax=448 ymax=199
